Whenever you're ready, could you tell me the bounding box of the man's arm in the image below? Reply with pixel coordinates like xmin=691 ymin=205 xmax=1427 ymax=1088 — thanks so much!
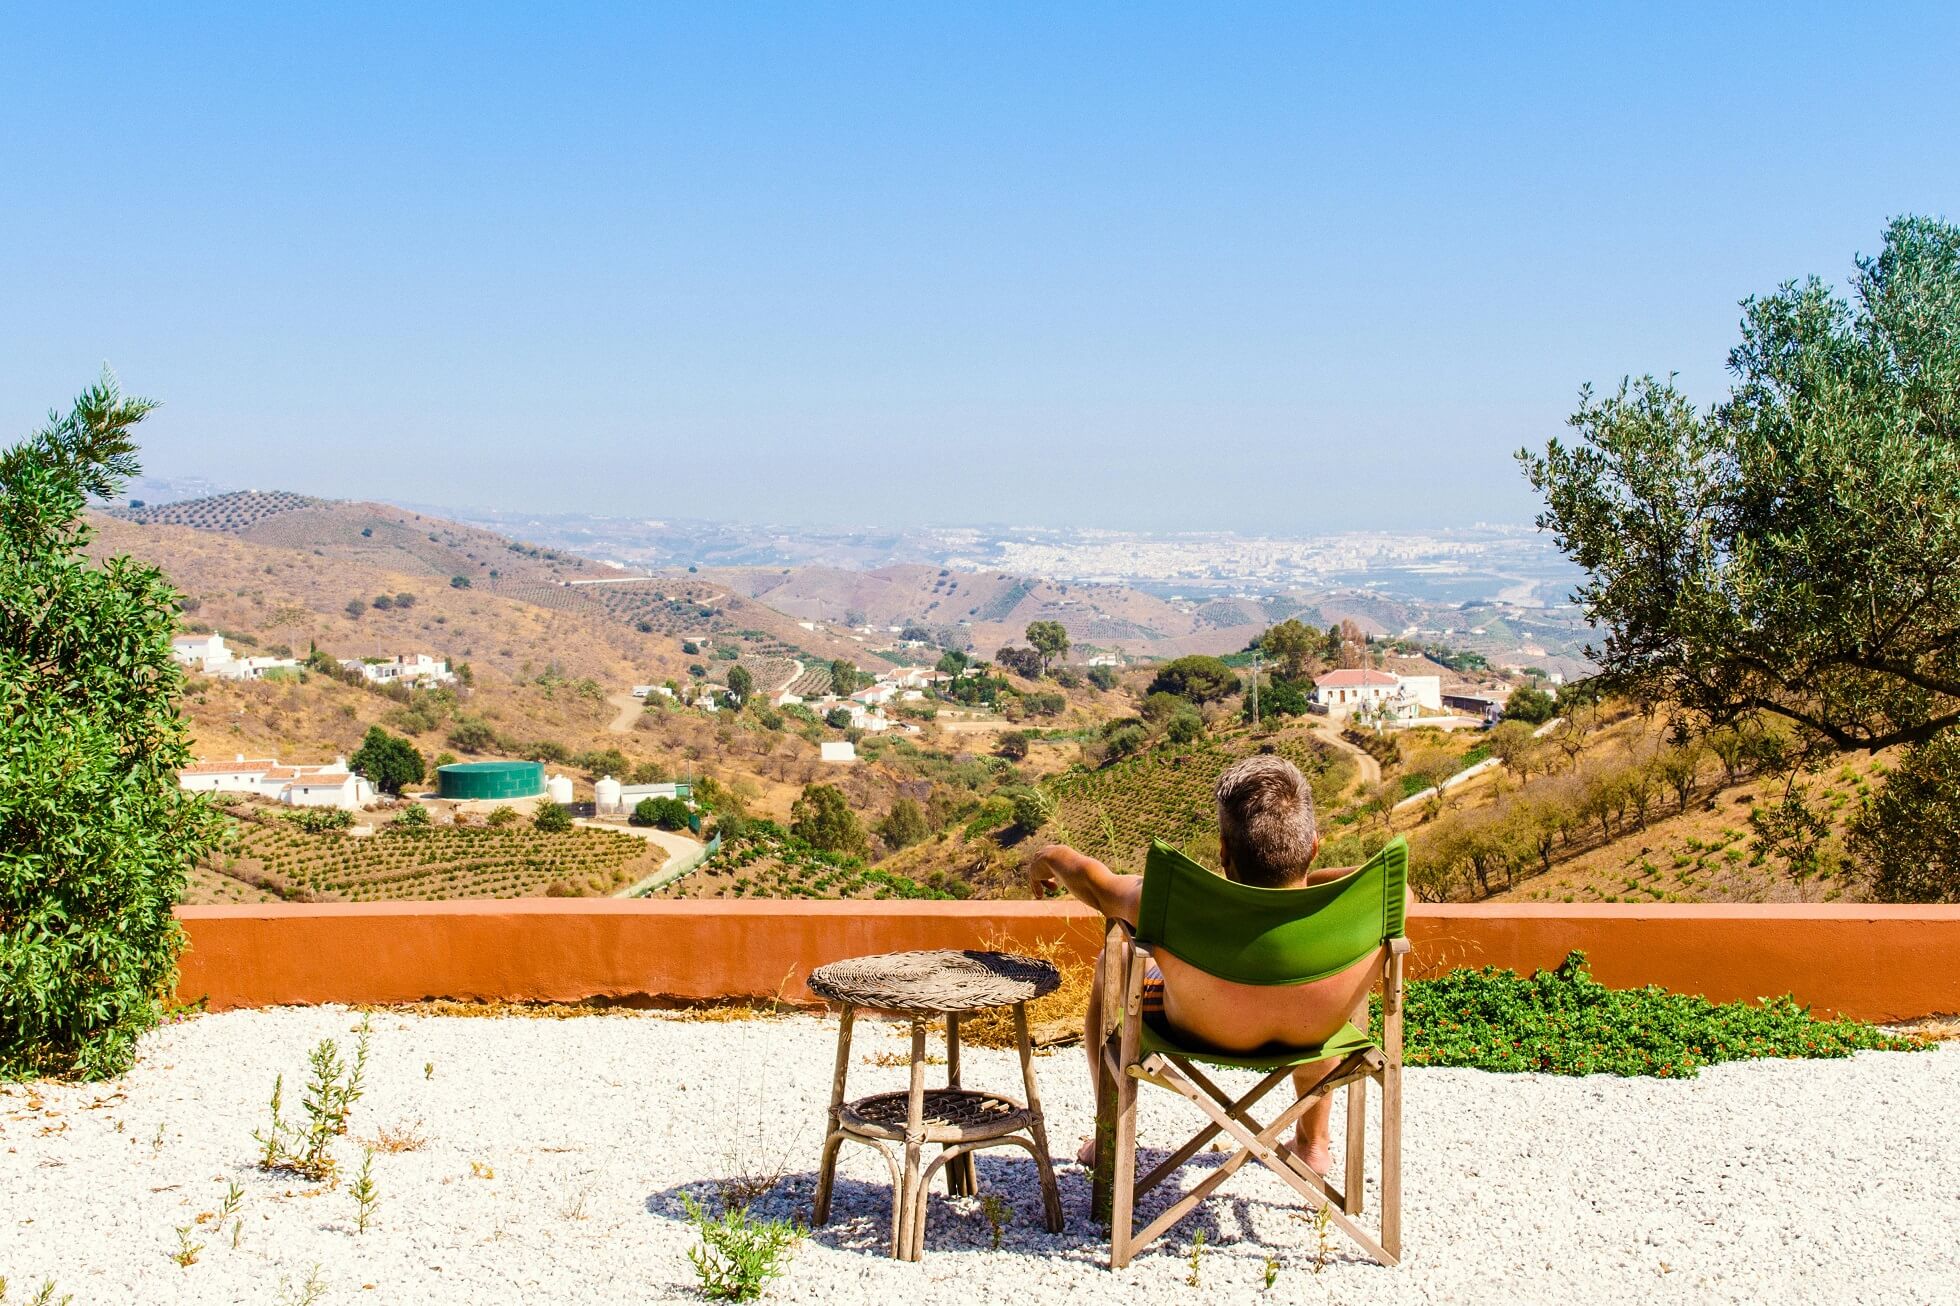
xmin=1027 ymin=844 xmax=1143 ymax=925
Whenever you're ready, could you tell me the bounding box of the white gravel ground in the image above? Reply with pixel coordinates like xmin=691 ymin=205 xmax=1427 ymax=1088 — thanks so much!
xmin=3 ymin=1008 xmax=1956 ymax=1305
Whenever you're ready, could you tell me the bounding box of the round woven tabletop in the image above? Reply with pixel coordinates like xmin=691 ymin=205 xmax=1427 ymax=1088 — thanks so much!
xmin=809 ymin=949 xmax=1060 ymax=1014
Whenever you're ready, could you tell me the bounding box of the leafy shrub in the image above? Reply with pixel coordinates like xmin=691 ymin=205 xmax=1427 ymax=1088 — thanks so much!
xmin=681 ymin=1194 xmax=799 ymax=1301
xmin=1392 ymin=952 xmax=1923 ymax=1078
xmin=876 ymin=797 xmax=930 ymax=850
xmin=533 ymin=802 xmax=573 ymax=833
xmin=485 ymin=806 xmax=519 ymax=829
xmin=1 ymin=378 xmax=226 ymax=1079
xmin=632 ymin=796 xmax=691 ymax=831
xmin=789 ymin=784 xmax=866 ymax=858
xmin=1087 ymin=664 xmax=1119 ymax=691
xmin=447 ymin=717 xmax=498 ymax=753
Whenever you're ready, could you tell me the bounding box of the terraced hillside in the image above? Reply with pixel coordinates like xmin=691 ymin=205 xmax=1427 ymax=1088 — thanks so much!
xmin=660 ymin=824 xmax=959 ymax=900
xmin=1039 ymin=727 xmax=1357 ymax=872
xmin=199 ymin=812 xmax=663 ymax=902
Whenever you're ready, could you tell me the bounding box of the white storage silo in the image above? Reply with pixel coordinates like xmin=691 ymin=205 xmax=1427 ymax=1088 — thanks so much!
xmin=546 ymin=773 xmax=574 ymax=805
xmin=594 ymin=774 xmax=622 ymax=815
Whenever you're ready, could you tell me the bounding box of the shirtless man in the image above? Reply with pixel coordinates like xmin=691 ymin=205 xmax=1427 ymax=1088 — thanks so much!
xmin=1027 ymin=754 xmax=1380 ymax=1175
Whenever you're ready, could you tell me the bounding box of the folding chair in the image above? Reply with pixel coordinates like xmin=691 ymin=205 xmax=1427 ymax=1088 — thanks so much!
xmin=1091 ymin=836 xmax=1409 ymax=1268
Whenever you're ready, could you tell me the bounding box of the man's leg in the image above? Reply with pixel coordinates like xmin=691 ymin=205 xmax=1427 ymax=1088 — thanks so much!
xmin=1288 ymin=1058 xmax=1338 ymax=1175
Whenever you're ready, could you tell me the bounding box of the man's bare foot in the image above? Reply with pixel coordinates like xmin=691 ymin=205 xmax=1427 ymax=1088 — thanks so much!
xmin=1284 ymin=1138 xmax=1332 ymax=1176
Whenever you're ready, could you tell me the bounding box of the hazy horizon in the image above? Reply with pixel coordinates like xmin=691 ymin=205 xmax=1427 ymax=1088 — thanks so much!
xmin=8 ymin=4 xmax=1959 ymax=533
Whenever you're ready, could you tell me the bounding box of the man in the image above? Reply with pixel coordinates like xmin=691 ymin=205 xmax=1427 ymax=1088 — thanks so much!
xmin=1028 ymin=754 xmax=1382 ymax=1174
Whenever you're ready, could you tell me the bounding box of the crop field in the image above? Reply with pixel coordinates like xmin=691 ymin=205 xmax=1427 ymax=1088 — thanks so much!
xmin=783 ymin=666 xmax=833 ymax=697
xmin=119 ymin=490 xmax=321 ymax=533
xmin=728 ymin=654 xmax=798 ymax=691
xmin=662 ymin=826 xmax=960 ymax=900
xmin=199 ymin=813 xmax=663 ymax=901
xmin=1041 ymin=729 xmax=1354 ymax=873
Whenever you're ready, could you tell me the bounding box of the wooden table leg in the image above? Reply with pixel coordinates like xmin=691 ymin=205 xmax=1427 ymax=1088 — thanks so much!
xmin=813 ymin=1002 xmax=855 ymax=1226
xmin=895 ymin=1017 xmax=928 ymax=1260
xmin=1013 ymin=1001 xmax=1064 ymax=1233
xmin=945 ymin=1013 xmax=977 ymax=1197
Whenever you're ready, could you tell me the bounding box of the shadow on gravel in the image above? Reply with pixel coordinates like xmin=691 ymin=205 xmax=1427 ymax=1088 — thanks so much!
xmin=643 ymin=1144 xmax=1364 ymax=1268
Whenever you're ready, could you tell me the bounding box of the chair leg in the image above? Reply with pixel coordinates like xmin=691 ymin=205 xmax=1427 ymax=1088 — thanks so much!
xmin=1343 ymin=1077 xmax=1367 ymax=1216
xmin=1091 ymin=1038 xmax=1117 ymax=1224
xmin=1381 ymin=1062 xmax=1402 ymax=1261
xmin=1109 ymin=1061 xmax=1139 ymax=1269
xmin=946 ymin=1013 xmax=977 ymax=1197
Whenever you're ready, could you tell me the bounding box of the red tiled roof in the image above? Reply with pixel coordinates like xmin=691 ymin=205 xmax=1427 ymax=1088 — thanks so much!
xmin=1314 ymin=669 xmax=1400 ymax=688
xmin=179 ymin=760 xmax=276 ymax=775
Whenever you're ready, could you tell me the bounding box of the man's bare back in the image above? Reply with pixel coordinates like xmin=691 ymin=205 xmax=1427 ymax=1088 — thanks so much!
xmin=1026 ymin=842 xmax=1377 ymax=1173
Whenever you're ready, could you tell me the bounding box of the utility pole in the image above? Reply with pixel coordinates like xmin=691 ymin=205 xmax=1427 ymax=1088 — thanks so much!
xmin=1250 ymin=649 xmax=1261 ymax=726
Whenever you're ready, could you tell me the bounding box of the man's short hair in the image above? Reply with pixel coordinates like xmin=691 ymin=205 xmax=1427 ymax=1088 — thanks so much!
xmin=1214 ymin=755 xmax=1318 ymax=887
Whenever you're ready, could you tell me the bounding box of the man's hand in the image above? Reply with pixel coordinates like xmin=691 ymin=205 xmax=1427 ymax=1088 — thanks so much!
xmin=1026 ymin=844 xmax=1065 ymax=899
xmin=1022 ymin=843 xmax=1142 ymax=925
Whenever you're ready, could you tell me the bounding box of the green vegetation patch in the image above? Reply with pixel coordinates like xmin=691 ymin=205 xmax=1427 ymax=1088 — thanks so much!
xmin=1387 ymin=952 xmax=1924 ymax=1078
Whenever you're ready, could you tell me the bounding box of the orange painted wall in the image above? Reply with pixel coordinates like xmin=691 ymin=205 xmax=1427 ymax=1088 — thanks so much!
xmin=173 ymin=901 xmax=1960 ymax=1022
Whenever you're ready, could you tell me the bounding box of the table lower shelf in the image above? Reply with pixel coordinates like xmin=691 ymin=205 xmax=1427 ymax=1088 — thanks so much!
xmin=839 ymin=1089 xmax=1032 ymax=1144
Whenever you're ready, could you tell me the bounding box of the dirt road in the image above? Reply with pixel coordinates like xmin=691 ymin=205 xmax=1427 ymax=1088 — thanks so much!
xmin=605 ymin=692 xmax=642 ymax=734
xmin=1305 ymin=716 xmax=1382 ymax=790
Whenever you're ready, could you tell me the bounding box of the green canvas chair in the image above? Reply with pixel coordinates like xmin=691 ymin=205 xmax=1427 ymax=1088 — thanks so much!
xmin=1090 ymin=836 xmax=1410 ymax=1269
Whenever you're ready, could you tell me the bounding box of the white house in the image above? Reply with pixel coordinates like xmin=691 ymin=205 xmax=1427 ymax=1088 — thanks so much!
xmin=339 ymin=653 xmax=454 ymax=687
xmin=819 ymin=741 xmax=857 ymax=764
xmin=851 ymin=683 xmax=898 ymax=707
xmin=1312 ymin=670 xmax=1443 ymax=719
xmin=282 ymin=772 xmax=376 ymax=809
xmin=210 ymin=655 xmax=300 ymax=681
xmin=170 ymin=633 xmax=232 ymax=672
xmin=177 ymin=754 xmax=373 ymax=809
xmin=771 ymin=689 xmax=805 ymax=708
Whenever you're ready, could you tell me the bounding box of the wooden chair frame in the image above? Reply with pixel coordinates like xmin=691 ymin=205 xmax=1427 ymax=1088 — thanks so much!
xmin=1090 ymin=918 xmax=1409 ymax=1269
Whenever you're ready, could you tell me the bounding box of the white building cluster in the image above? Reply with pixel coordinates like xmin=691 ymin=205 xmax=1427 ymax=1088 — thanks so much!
xmin=169 ymin=632 xmax=299 ymax=681
xmin=336 ymin=653 xmax=455 ymax=687
xmin=176 ymin=755 xmax=376 ymax=809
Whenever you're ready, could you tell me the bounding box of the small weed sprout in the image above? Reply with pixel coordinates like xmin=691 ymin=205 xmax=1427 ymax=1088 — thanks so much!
xmin=215 ymin=1180 xmax=245 ymax=1246
xmin=424 ymin=1061 xmax=435 ymax=1080
xmin=561 ymin=1186 xmax=591 ymax=1221
xmin=1310 ymin=1203 xmax=1334 ymax=1273
xmin=979 ymin=1193 xmax=1012 ymax=1249
xmin=152 ymin=1121 xmax=166 ymax=1152
xmin=170 ymin=1223 xmax=204 ymax=1268
xmin=255 ymin=1037 xmax=361 ymax=1182
xmin=275 ymin=1265 xmax=328 ymax=1306
xmin=350 ymin=1149 xmax=380 ymax=1232
xmin=681 ymin=1194 xmax=800 ymax=1302
xmin=1185 ymin=1229 xmax=1206 ymax=1287
xmin=469 ymin=1160 xmax=495 ymax=1180
xmin=25 ymin=1282 xmax=73 ymax=1306
xmin=1263 ymin=1255 xmax=1280 ymax=1289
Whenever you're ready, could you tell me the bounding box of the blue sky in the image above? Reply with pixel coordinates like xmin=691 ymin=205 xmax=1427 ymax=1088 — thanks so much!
xmin=3 ymin=3 xmax=1955 ymax=532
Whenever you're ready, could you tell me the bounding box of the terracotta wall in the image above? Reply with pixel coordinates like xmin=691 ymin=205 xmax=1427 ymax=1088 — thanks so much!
xmin=173 ymin=900 xmax=1960 ymax=1022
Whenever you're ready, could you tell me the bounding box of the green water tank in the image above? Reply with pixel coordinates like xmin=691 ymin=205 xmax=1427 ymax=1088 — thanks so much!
xmin=437 ymin=760 xmax=545 ymax=801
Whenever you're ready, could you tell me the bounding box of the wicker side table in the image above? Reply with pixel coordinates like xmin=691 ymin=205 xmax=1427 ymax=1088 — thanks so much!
xmin=809 ymin=949 xmax=1065 ymax=1261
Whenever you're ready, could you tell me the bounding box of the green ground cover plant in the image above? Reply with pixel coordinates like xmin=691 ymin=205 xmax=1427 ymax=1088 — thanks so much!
xmin=1389 ymin=952 xmax=1924 ymax=1078
xmin=680 ymin=1194 xmax=800 ymax=1302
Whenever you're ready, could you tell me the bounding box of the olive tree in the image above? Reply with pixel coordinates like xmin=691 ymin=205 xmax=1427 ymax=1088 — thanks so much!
xmin=1520 ymin=217 xmax=1960 ymax=754
xmin=2 ymin=375 xmax=225 ymax=1079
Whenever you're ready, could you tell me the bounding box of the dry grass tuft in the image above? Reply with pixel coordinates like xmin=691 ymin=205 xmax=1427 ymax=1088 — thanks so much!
xmin=1887 ymin=1013 xmax=1960 ymax=1042
xmin=961 ymin=929 xmax=1098 ymax=1050
xmin=363 ymin=1119 xmax=428 ymax=1153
